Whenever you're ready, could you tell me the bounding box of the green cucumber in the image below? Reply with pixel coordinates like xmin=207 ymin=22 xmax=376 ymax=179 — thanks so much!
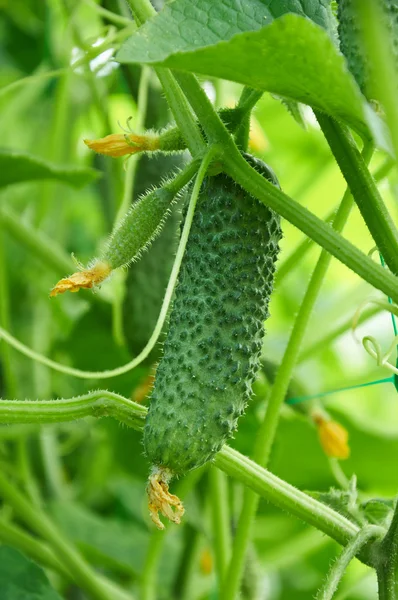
xmin=144 ymin=155 xmax=282 ymax=478
xmin=123 ymin=154 xmax=183 ymax=358
xmin=337 ymin=0 xmax=398 ymax=97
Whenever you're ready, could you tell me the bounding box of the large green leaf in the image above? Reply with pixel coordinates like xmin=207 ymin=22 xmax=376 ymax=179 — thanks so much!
xmin=0 ymin=546 xmax=62 ymax=600
xmin=119 ymin=0 xmax=336 ymax=59
xmin=117 ymin=13 xmax=378 ymax=142
xmin=0 ymin=149 xmax=100 ymax=189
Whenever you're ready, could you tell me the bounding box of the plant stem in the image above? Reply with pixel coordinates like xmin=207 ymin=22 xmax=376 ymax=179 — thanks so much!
xmin=209 ymin=467 xmax=231 ymax=583
xmin=0 ymin=392 xmax=366 ymax=556
xmin=170 ymin=70 xmax=398 ymax=302
xmin=376 ymin=499 xmax=398 ymax=599
xmin=0 ymin=230 xmax=18 ymax=397
xmin=140 ymin=468 xmax=205 ymax=600
xmin=275 ymin=209 xmax=334 ymax=286
xmin=221 ymin=144 xmax=374 ymax=600
xmin=124 ymin=0 xmax=205 ymax=156
xmin=0 ymin=157 xmax=208 ymax=381
xmin=140 ymin=531 xmax=164 ymax=600
xmin=237 ymin=88 xmax=263 ymax=113
xmin=224 ymin=149 xmax=398 ymax=302
xmin=214 ymin=446 xmax=359 ymax=548
xmin=173 ymin=524 xmax=202 ymax=600
xmin=315 ymin=112 xmax=398 ymax=275
xmin=0 ymin=390 xmax=146 ymax=428
xmin=316 ymin=526 xmax=384 ymax=600
xmin=111 ymin=65 xmax=151 ymax=347
xmin=298 ymin=303 xmax=382 ymax=363
xmin=0 ymin=472 xmax=124 ymax=600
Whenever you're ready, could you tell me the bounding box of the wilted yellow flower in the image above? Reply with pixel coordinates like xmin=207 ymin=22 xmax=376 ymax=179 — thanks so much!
xmin=50 ymin=261 xmax=111 ymax=297
xmin=313 ymin=413 xmax=350 ymax=459
xmin=84 ymin=133 xmax=159 ymax=157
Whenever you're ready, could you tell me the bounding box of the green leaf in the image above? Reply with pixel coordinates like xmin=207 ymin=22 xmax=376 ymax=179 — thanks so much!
xmin=51 ymin=501 xmax=149 ymax=575
xmin=117 ymin=13 xmax=379 ymax=142
xmin=361 ymin=498 xmax=394 ymax=526
xmin=0 ymin=546 xmax=62 ymax=600
xmin=118 ymin=0 xmax=336 ymax=60
xmin=0 ymin=149 xmax=100 ymax=189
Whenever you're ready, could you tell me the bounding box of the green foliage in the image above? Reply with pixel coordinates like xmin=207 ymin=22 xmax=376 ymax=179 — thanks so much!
xmin=144 ymin=158 xmax=281 ymax=475
xmin=117 ymin=13 xmax=372 ymax=139
xmin=0 ymin=546 xmax=62 ymax=600
xmin=1 ymin=1 xmax=398 ymax=599
xmin=0 ymin=149 xmax=100 ymax=190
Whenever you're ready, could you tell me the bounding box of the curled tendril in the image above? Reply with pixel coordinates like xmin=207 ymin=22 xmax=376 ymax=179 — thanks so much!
xmin=352 ymin=297 xmax=398 ymax=375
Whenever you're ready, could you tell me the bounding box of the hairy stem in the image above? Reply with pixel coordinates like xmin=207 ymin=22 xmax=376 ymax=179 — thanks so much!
xmin=316 ymin=526 xmax=384 ymax=600
xmin=170 ymin=69 xmax=398 ymax=302
xmin=209 ymin=467 xmax=231 ymax=583
xmin=0 ymin=390 xmax=147 ymax=428
xmin=376 ymin=499 xmax=398 ymax=599
xmin=214 ymin=446 xmax=359 ymax=549
xmin=316 ymin=112 xmax=398 ymax=275
xmin=0 ymin=391 xmax=364 ymax=553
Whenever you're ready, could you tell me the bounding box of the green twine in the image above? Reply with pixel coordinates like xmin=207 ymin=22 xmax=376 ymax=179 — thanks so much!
xmin=380 ymin=254 xmax=398 ymax=391
xmin=287 ymin=376 xmax=394 ymax=406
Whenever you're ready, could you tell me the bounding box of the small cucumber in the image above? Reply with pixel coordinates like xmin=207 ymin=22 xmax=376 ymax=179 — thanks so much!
xmin=144 ymin=156 xmax=282 ymax=481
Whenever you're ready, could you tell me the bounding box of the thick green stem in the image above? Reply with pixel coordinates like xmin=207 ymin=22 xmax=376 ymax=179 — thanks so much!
xmin=316 ymin=112 xmax=398 ymax=275
xmin=376 ymin=499 xmax=398 ymax=599
xmin=171 ymin=69 xmax=398 ymax=302
xmin=0 ymin=392 xmax=363 ymax=554
xmin=224 ymin=149 xmax=398 ymax=302
xmin=0 ymin=390 xmax=146 ymax=429
xmin=209 ymin=467 xmax=231 ymax=583
xmin=222 ymin=144 xmax=374 ymax=600
xmin=316 ymin=526 xmax=384 ymax=600
xmin=214 ymin=446 xmax=359 ymax=548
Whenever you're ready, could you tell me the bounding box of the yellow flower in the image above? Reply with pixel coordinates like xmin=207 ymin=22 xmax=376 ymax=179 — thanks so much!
xmin=313 ymin=413 xmax=350 ymax=459
xmin=84 ymin=133 xmax=159 ymax=157
xmin=50 ymin=261 xmax=111 ymax=297
xmin=199 ymin=549 xmax=213 ymax=575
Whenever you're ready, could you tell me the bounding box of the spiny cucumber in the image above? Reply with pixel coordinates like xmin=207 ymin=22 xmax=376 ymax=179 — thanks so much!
xmin=337 ymin=0 xmax=398 ymax=98
xmin=123 ymin=154 xmax=183 ymax=358
xmin=144 ymin=155 xmax=282 ymax=527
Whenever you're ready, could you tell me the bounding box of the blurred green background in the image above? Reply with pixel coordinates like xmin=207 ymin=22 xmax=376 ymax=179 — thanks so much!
xmin=0 ymin=1 xmax=397 ymax=598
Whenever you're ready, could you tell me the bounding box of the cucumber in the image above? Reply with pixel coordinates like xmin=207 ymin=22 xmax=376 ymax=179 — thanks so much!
xmin=337 ymin=0 xmax=398 ymax=97
xmin=123 ymin=154 xmax=183 ymax=358
xmin=144 ymin=156 xmax=282 ymax=480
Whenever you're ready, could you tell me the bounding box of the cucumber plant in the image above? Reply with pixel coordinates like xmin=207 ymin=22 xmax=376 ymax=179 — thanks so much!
xmin=1 ymin=1 xmax=398 ymax=600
